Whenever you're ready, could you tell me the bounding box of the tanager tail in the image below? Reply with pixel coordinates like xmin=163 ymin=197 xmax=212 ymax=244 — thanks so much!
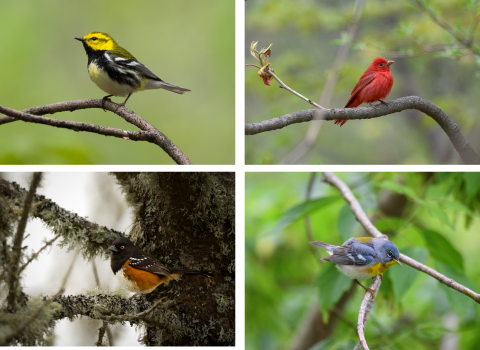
xmin=335 ymin=57 xmax=394 ymax=126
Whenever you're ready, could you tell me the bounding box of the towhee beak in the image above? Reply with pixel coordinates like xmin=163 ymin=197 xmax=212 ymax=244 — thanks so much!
xmin=108 ymin=245 xmax=119 ymax=253
xmin=394 ymin=259 xmax=402 ymax=267
xmin=386 ymin=60 xmax=395 ymax=66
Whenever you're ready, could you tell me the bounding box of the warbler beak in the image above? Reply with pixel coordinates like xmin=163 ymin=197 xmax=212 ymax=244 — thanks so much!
xmin=108 ymin=245 xmax=119 ymax=253
xmin=386 ymin=60 xmax=395 ymax=66
xmin=394 ymin=259 xmax=402 ymax=267
xmin=74 ymin=37 xmax=86 ymax=42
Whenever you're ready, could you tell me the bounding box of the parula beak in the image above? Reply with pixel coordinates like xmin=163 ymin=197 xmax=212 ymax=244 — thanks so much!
xmin=394 ymin=259 xmax=402 ymax=267
xmin=108 ymin=245 xmax=119 ymax=253
xmin=386 ymin=60 xmax=395 ymax=66
xmin=74 ymin=37 xmax=86 ymax=42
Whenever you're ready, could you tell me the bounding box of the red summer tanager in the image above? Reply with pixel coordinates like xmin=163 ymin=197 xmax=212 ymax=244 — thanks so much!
xmin=334 ymin=57 xmax=394 ymax=126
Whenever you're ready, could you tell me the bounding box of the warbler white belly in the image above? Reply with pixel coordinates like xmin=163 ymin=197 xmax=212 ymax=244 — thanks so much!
xmin=88 ymin=62 xmax=141 ymax=97
xmin=337 ymin=265 xmax=374 ymax=280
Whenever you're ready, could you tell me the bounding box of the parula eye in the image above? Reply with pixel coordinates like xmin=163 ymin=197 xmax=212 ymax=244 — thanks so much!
xmin=387 ymin=251 xmax=393 ymax=257
xmin=91 ymin=37 xmax=98 ymax=41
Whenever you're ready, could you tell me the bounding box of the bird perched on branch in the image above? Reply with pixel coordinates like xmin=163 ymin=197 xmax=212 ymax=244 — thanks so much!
xmin=335 ymin=57 xmax=394 ymax=126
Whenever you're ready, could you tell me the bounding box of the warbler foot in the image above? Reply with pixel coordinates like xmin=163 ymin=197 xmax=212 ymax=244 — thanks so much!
xmin=101 ymin=95 xmax=113 ymax=112
xmin=114 ymin=93 xmax=132 ymax=113
xmin=355 ymin=279 xmax=375 ymax=295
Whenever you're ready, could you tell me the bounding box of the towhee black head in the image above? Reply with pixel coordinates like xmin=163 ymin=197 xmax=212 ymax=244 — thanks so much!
xmin=109 ymin=237 xmax=212 ymax=299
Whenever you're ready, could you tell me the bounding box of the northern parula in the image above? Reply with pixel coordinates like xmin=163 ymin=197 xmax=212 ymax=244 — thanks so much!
xmin=310 ymin=237 xmax=402 ymax=293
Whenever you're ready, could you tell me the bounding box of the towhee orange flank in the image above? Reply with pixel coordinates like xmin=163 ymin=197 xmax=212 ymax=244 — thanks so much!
xmin=109 ymin=237 xmax=212 ymax=299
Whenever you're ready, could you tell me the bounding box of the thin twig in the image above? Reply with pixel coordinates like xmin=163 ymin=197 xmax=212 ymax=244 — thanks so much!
xmin=92 ymin=259 xmax=113 ymax=346
xmin=322 ymin=172 xmax=480 ymax=304
xmin=18 ymin=233 xmax=62 ymax=274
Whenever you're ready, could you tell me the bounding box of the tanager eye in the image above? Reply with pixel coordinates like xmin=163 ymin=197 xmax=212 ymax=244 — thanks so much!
xmin=379 ymin=63 xmax=384 ymax=66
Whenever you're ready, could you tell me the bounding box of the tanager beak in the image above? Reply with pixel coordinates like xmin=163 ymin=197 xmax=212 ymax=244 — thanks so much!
xmin=394 ymin=259 xmax=402 ymax=267
xmin=386 ymin=60 xmax=395 ymax=66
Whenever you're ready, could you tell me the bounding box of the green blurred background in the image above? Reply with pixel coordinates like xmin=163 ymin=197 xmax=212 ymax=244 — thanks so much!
xmin=0 ymin=0 xmax=234 ymax=164
xmin=246 ymin=172 xmax=480 ymax=350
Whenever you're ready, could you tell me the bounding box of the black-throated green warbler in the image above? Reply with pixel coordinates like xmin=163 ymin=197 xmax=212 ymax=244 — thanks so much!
xmin=75 ymin=32 xmax=190 ymax=107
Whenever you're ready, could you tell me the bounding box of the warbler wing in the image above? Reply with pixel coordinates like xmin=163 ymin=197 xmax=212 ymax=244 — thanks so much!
xmin=106 ymin=50 xmax=190 ymax=94
xmin=347 ymin=241 xmax=375 ymax=265
xmin=107 ymin=50 xmax=164 ymax=81
xmin=323 ymin=239 xmax=375 ymax=266
xmin=322 ymin=247 xmax=356 ymax=265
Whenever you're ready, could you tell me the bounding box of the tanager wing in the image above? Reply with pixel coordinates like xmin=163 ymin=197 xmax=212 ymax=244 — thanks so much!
xmin=344 ymin=73 xmax=376 ymax=108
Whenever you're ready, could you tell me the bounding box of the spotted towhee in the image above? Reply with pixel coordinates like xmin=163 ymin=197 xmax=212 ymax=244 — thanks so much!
xmin=109 ymin=237 xmax=212 ymax=299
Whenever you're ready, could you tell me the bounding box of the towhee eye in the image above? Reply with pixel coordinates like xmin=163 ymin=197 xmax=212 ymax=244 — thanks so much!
xmin=120 ymin=246 xmax=124 ymax=249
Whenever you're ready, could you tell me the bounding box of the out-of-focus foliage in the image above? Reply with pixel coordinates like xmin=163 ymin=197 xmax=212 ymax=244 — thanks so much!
xmin=245 ymin=172 xmax=480 ymax=350
xmin=0 ymin=0 xmax=234 ymax=164
xmin=246 ymin=0 xmax=480 ymax=164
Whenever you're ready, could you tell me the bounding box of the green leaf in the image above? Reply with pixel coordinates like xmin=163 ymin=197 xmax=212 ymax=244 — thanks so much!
xmin=463 ymin=173 xmax=480 ymax=201
xmin=337 ymin=204 xmax=359 ymax=241
xmin=314 ymin=263 xmax=352 ymax=321
xmin=436 ymin=262 xmax=479 ymax=317
xmin=420 ymin=230 xmax=464 ymax=271
xmin=376 ymin=181 xmax=423 ymax=204
xmin=414 ymin=322 xmax=445 ymax=340
xmin=308 ymin=339 xmax=357 ymax=350
xmin=270 ymin=196 xmax=340 ymax=236
xmin=388 ymin=247 xmax=428 ymax=302
xmin=375 ymin=217 xmax=407 ymax=233
xmin=425 ymin=202 xmax=453 ymax=229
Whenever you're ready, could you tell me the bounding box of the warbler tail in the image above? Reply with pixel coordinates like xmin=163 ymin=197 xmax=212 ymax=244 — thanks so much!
xmin=146 ymin=80 xmax=191 ymax=94
xmin=309 ymin=241 xmax=338 ymax=255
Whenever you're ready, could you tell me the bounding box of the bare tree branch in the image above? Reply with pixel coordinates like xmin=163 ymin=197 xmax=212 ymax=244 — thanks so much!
xmin=0 ymin=100 xmax=192 ymax=165
xmin=322 ymin=172 xmax=480 ymax=304
xmin=408 ymin=0 xmax=478 ymax=53
xmin=281 ymin=0 xmax=366 ymax=164
xmin=245 ymin=96 xmax=480 ymax=164
xmin=353 ymin=275 xmax=382 ymax=350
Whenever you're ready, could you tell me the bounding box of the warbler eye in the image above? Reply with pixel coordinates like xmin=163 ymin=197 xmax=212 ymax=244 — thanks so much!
xmin=387 ymin=251 xmax=393 ymax=257
xmin=120 ymin=246 xmax=124 ymax=250
xmin=91 ymin=37 xmax=98 ymax=41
